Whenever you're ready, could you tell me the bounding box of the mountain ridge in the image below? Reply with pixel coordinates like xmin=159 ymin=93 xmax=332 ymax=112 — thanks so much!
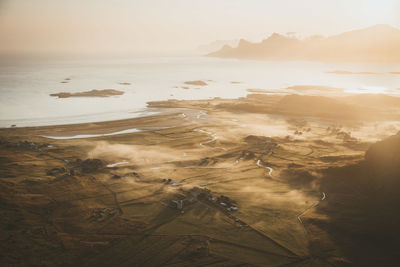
xmin=207 ymin=24 xmax=400 ymax=62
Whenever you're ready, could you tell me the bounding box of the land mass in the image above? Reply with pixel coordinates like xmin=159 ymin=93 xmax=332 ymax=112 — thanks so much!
xmin=50 ymin=89 xmax=124 ymax=98
xmin=326 ymin=70 xmax=378 ymax=75
xmin=197 ymin=39 xmax=239 ymax=54
xmin=149 ymin=93 xmax=400 ymax=121
xmin=317 ymin=131 xmax=400 ymax=266
xmin=208 ymin=24 xmax=400 ymax=62
xmin=184 ymin=80 xmax=208 ymax=86
xmin=1 ymin=93 xmax=400 ymax=266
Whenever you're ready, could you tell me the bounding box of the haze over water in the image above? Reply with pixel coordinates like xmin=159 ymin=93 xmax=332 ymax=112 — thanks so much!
xmin=1 ymin=0 xmax=399 ymax=127
xmin=1 ymin=56 xmax=399 ymax=127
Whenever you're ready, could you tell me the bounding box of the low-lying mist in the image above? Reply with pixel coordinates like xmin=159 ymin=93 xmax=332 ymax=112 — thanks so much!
xmin=88 ymin=141 xmax=185 ymax=165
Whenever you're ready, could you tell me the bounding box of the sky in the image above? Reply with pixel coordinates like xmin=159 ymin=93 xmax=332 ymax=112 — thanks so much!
xmin=0 ymin=0 xmax=399 ymax=56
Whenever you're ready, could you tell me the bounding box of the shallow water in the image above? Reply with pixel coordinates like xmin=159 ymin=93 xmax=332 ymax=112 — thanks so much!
xmin=1 ymin=56 xmax=399 ymax=127
xmin=40 ymin=128 xmax=142 ymax=139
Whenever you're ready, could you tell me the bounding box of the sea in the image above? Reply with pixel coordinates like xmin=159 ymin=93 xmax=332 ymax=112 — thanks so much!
xmin=0 ymin=56 xmax=399 ymax=127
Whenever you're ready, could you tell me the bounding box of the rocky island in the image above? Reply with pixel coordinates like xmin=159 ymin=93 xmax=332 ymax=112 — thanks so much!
xmin=184 ymin=80 xmax=208 ymax=86
xmin=50 ymin=89 xmax=124 ymax=98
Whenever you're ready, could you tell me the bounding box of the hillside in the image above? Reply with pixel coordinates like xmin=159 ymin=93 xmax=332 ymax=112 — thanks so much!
xmin=208 ymin=24 xmax=400 ymax=62
xmin=315 ymin=131 xmax=400 ymax=266
xmin=197 ymin=39 xmax=239 ymax=54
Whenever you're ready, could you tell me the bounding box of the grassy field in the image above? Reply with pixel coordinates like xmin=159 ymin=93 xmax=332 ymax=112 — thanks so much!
xmin=1 ymin=95 xmax=399 ymax=266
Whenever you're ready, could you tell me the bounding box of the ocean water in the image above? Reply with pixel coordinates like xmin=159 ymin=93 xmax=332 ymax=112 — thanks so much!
xmin=0 ymin=56 xmax=399 ymax=127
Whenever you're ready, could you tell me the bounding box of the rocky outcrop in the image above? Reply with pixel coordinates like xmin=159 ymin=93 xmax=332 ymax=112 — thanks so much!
xmin=184 ymin=81 xmax=207 ymax=86
xmin=50 ymin=89 xmax=124 ymax=98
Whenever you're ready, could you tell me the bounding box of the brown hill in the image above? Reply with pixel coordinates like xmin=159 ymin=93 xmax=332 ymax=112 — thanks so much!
xmin=273 ymin=94 xmax=364 ymax=120
xmin=317 ymin=131 xmax=400 ymax=266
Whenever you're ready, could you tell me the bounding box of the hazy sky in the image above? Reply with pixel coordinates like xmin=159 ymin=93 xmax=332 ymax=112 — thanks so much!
xmin=0 ymin=0 xmax=399 ymax=56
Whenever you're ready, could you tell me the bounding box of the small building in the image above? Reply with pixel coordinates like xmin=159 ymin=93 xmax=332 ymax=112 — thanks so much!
xmin=172 ymin=200 xmax=183 ymax=210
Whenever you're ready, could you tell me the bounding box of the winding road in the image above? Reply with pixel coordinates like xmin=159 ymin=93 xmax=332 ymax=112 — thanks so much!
xmin=194 ymin=129 xmax=218 ymax=147
xmin=256 ymin=159 xmax=274 ymax=177
xmin=194 ymin=128 xmax=227 ymax=151
xmin=297 ymin=192 xmax=327 ymax=224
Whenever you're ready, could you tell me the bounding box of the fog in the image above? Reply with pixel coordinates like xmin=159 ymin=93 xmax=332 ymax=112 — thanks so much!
xmin=0 ymin=0 xmax=398 ymax=57
xmin=88 ymin=141 xmax=187 ymax=165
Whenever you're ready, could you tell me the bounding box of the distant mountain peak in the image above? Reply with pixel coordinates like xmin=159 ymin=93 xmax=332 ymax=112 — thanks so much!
xmin=207 ymin=25 xmax=400 ymax=62
xmin=268 ymin=33 xmax=285 ymax=39
xmin=367 ymin=24 xmax=399 ymax=31
xmin=197 ymin=39 xmax=239 ymax=54
xmin=238 ymin=38 xmax=252 ymax=46
xmin=331 ymin=24 xmax=400 ymax=38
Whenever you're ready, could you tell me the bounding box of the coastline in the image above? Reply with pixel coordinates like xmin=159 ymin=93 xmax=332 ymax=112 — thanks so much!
xmin=2 ymin=56 xmax=400 ymax=129
xmin=0 ymin=108 xmax=160 ymax=129
xmin=1 ymin=93 xmax=399 ymax=266
xmin=3 ymin=92 xmax=400 ymax=140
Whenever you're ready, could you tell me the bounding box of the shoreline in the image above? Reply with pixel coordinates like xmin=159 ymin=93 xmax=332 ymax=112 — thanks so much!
xmin=2 ymin=56 xmax=400 ymax=130
xmin=0 ymin=106 xmax=211 ymax=141
xmin=0 ymin=108 xmax=159 ymax=129
xmin=1 ymin=91 xmax=399 ymax=266
xmin=0 ymin=106 xmax=208 ymax=129
xmin=3 ymin=92 xmax=400 ymax=140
